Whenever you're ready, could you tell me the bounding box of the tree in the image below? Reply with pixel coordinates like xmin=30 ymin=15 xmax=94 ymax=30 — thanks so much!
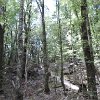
xmin=56 ymin=0 xmax=66 ymax=95
xmin=0 ymin=24 xmax=4 ymax=94
xmin=81 ymin=0 xmax=98 ymax=99
xmin=15 ymin=0 xmax=24 ymax=99
xmin=18 ymin=0 xmax=25 ymax=79
xmin=23 ymin=0 xmax=32 ymax=80
xmin=35 ymin=0 xmax=50 ymax=94
xmin=41 ymin=0 xmax=50 ymax=94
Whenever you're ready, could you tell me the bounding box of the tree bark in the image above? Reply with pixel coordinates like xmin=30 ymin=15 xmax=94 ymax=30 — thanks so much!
xmin=56 ymin=0 xmax=66 ymax=95
xmin=41 ymin=0 xmax=50 ymax=94
xmin=0 ymin=24 xmax=4 ymax=94
xmin=81 ymin=0 xmax=98 ymax=100
xmin=18 ymin=0 xmax=24 ymax=79
xmin=15 ymin=0 xmax=24 ymax=99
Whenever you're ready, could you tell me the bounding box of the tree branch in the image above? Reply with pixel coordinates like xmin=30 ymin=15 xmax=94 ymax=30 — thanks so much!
xmin=35 ymin=0 xmax=42 ymax=15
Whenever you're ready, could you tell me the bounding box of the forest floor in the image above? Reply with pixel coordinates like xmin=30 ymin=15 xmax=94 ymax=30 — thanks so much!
xmin=0 ymin=61 xmax=100 ymax=100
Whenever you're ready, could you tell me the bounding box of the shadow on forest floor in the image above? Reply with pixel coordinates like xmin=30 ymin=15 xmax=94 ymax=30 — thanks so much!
xmin=0 ymin=61 xmax=100 ymax=100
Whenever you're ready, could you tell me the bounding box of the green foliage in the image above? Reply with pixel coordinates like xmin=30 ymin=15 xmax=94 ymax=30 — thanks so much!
xmin=6 ymin=0 xmax=20 ymax=25
xmin=0 ymin=0 xmax=5 ymax=5
xmin=95 ymin=21 xmax=100 ymax=31
xmin=2 ymin=0 xmax=100 ymax=63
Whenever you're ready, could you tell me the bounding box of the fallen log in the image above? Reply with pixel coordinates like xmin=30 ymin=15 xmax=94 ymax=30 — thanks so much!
xmin=50 ymin=72 xmax=79 ymax=91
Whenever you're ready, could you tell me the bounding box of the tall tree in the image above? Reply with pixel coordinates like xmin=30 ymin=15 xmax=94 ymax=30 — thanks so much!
xmin=41 ymin=0 xmax=50 ymax=93
xmin=35 ymin=0 xmax=50 ymax=94
xmin=23 ymin=0 xmax=32 ymax=80
xmin=15 ymin=0 xmax=24 ymax=99
xmin=0 ymin=24 xmax=4 ymax=94
xmin=18 ymin=0 xmax=25 ymax=79
xmin=81 ymin=0 xmax=98 ymax=99
xmin=56 ymin=0 xmax=66 ymax=95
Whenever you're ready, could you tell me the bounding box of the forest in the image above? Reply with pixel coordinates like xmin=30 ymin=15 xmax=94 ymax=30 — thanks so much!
xmin=0 ymin=0 xmax=100 ymax=100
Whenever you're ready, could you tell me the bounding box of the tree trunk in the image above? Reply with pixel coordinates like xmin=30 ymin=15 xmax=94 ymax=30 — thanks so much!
xmin=0 ymin=24 xmax=4 ymax=94
xmin=15 ymin=0 xmax=24 ymax=99
xmin=81 ymin=0 xmax=98 ymax=100
xmin=23 ymin=0 xmax=32 ymax=79
xmin=56 ymin=0 xmax=66 ymax=95
xmin=8 ymin=30 xmax=15 ymax=65
xmin=18 ymin=0 xmax=24 ymax=79
xmin=41 ymin=0 xmax=50 ymax=94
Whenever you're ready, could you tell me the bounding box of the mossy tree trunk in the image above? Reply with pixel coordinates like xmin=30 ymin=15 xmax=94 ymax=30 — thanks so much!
xmin=81 ymin=0 xmax=98 ymax=99
xmin=41 ymin=0 xmax=50 ymax=94
xmin=56 ymin=0 xmax=66 ymax=95
xmin=15 ymin=0 xmax=24 ymax=99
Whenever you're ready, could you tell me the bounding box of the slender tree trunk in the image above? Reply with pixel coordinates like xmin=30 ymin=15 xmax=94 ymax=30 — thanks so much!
xmin=56 ymin=0 xmax=66 ymax=95
xmin=81 ymin=0 xmax=98 ymax=100
xmin=14 ymin=22 xmax=18 ymax=63
xmin=0 ymin=24 xmax=4 ymax=94
xmin=15 ymin=0 xmax=24 ymax=99
xmin=22 ymin=0 xmax=32 ymax=80
xmin=22 ymin=34 xmax=28 ymax=79
xmin=8 ymin=30 xmax=15 ymax=65
xmin=18 ymin=0 xmax=24 ymax=79
xmin=41 ymin=0 xmax=50 ymax=94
